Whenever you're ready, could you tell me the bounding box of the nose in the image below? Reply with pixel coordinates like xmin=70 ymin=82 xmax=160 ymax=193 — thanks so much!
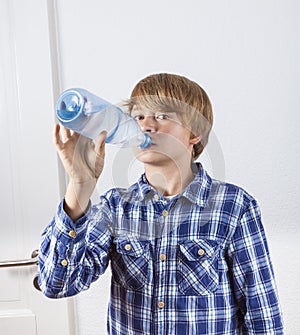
xmin=139 ymin=115 xmax=158 ymax=133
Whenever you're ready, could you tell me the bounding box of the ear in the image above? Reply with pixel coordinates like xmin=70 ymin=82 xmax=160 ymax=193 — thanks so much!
xmin=189 ymin=134 xmax=202 ymax=145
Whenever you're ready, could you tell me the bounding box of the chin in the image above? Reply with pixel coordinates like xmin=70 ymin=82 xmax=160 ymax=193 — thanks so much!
xmin=135 ymin=149 xmax=177 ymax=166
xmin=135 ymin=150 xmax=160 ymax=163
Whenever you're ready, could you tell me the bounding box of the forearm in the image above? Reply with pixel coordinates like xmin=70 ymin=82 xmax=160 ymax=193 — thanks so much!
xmin=64 ymin=178 xmax=97 ymax=221
xmin=38 ymin=200 xmax=111 ymax=298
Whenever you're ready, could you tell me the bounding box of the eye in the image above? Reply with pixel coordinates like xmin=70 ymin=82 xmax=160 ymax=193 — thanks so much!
xmin=155 ymin=113 xmax=169 ymax=120
xmin=133 ymin=114 xmax=145 ymax=121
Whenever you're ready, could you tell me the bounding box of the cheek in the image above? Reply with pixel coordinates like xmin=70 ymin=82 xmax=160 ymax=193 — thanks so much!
xmin=162 ymin=130 xmax=191 ymax=146
xmin=159 ymin=135 xmax=192 ymax=155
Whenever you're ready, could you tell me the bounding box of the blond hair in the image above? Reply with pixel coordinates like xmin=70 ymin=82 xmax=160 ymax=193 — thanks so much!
xmin=126 ymin=73 xmax=213 ymax=160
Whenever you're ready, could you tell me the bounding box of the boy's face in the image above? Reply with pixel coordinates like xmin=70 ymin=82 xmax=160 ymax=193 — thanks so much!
xmin=131 ymin=107 xmax=197 ymax=166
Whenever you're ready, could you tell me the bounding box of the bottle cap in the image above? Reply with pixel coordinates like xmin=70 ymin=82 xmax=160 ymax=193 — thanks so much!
xmin=56 ymin=89 xmax=84 ymax=123
xmin=139 ymin=133 xmax=151 ymax=149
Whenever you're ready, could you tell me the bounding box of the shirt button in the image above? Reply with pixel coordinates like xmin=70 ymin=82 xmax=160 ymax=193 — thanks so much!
xmin=198 ymin=249 xmax=205 ymax=256
xmin=153 ymin=194 xmax=160 ymax=201
xmin=68 ymin=230 xmax=76 ymax=238
xmin=124 ymin=244 xmax=132 ymax=251
xmin=162 ymin=210 xmax=168 ymax=217
xmin=61 ymin=259 xmax=68 ymax=266
xmin=158 ymin=301 xmax=165 ymax=309
xmin=159 ymin=254 xmax=166 ymax=261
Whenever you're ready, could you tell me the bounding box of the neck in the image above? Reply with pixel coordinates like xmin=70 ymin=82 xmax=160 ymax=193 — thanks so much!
xmin=144 ymin=160 xmax=196 ymax=196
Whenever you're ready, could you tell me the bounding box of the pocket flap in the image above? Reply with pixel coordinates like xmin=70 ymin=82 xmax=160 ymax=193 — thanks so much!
xmin=179 ymin=239 xmax=219 ymax=261
xmin=114 ymin=238 xmax=149 ymax=257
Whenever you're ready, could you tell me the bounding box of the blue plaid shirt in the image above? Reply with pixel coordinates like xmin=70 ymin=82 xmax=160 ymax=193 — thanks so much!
xmin=38 ymin=164 xmax=284 ymax=334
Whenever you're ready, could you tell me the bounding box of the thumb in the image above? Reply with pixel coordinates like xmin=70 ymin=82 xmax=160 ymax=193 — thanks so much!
xmin=94 ymin=131 xmax=107 ymax=156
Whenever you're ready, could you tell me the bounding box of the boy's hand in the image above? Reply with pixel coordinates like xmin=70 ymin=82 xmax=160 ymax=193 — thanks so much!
xmin=53 ymin=124 xmax=107 ymax=220
xmin=53 ymin=124 xmax=107 ymax=184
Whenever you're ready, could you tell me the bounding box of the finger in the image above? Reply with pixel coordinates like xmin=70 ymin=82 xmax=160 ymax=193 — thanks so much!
xmin=60 ymin=125 xmax=72 ymax=142
xmin=94 ymin=131 xmax=107 ymax=156
xmin=53 ymin=124 xmax=63 ymax=148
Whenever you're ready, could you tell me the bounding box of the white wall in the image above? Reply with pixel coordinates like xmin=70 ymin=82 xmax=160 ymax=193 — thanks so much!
xmin=53 ymin=1 xmax=300 ymax=334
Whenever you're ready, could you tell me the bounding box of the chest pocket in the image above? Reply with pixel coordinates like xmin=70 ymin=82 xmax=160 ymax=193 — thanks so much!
xmin=177 ymin=239 xmax=220 ymax=296
xmin=111 ymin=238 xmax=150 ymax=290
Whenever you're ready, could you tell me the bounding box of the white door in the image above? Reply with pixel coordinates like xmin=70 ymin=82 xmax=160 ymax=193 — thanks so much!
xmin=0 ymin=1 xmax=74 ymax=334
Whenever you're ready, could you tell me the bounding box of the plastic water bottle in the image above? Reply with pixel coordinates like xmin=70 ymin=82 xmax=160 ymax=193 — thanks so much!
xmin=55 ymin=88 xmax=151 ymax=148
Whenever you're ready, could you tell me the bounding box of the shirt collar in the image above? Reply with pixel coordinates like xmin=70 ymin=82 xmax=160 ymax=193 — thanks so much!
xmin=182 ymin=163 xmax=212 ymax=207
xmin=133 ymin=163 xmax=212 ymax=208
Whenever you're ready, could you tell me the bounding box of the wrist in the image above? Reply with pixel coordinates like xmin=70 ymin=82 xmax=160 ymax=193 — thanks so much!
xmin=64 ymin=179 xmax=97 ymax=221
xmin=68 ymin=176 xmax=98 ymax=187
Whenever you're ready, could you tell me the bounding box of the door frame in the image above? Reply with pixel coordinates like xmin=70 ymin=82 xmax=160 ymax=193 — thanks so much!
xmin=0 ymin=0 xmax=77 ymax=334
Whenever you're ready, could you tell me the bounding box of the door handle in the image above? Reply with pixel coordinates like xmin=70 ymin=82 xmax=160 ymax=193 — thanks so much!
xmin=0 ymin=249 xmax=41 ymax=291
xmin=0 ymin=249 xmax=38 ymax=268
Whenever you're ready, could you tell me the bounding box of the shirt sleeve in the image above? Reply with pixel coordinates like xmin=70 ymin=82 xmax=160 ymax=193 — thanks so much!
xmin=227 ymin=200 xmax=284 ymax=334
xmin=38 ymin=197 xmax=113 ymax=298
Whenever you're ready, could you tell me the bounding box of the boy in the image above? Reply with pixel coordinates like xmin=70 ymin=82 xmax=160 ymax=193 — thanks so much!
xmin=38 ymin=73 xmax=284 ymax=334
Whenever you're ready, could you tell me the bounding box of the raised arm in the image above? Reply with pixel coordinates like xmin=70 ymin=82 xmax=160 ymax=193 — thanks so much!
xmin=38 ymin=125 xmax=111 ymax=298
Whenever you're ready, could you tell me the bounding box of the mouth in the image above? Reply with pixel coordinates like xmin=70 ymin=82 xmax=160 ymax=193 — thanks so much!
xmin=139 ymin=140 xmax=156 ymax=151
xmin=142 ymin=143 xmax=155 ymax=150
xmin=145 ymin=135 xmax=155 ymax=146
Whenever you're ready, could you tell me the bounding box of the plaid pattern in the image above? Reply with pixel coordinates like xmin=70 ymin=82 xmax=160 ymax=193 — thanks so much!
xmin=38 ymin=163 xmax=284 ymax=334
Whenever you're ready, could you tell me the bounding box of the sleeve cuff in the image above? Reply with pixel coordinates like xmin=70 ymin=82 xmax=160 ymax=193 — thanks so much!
xmin=52 ymin=198 xmax=92 ymax=243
